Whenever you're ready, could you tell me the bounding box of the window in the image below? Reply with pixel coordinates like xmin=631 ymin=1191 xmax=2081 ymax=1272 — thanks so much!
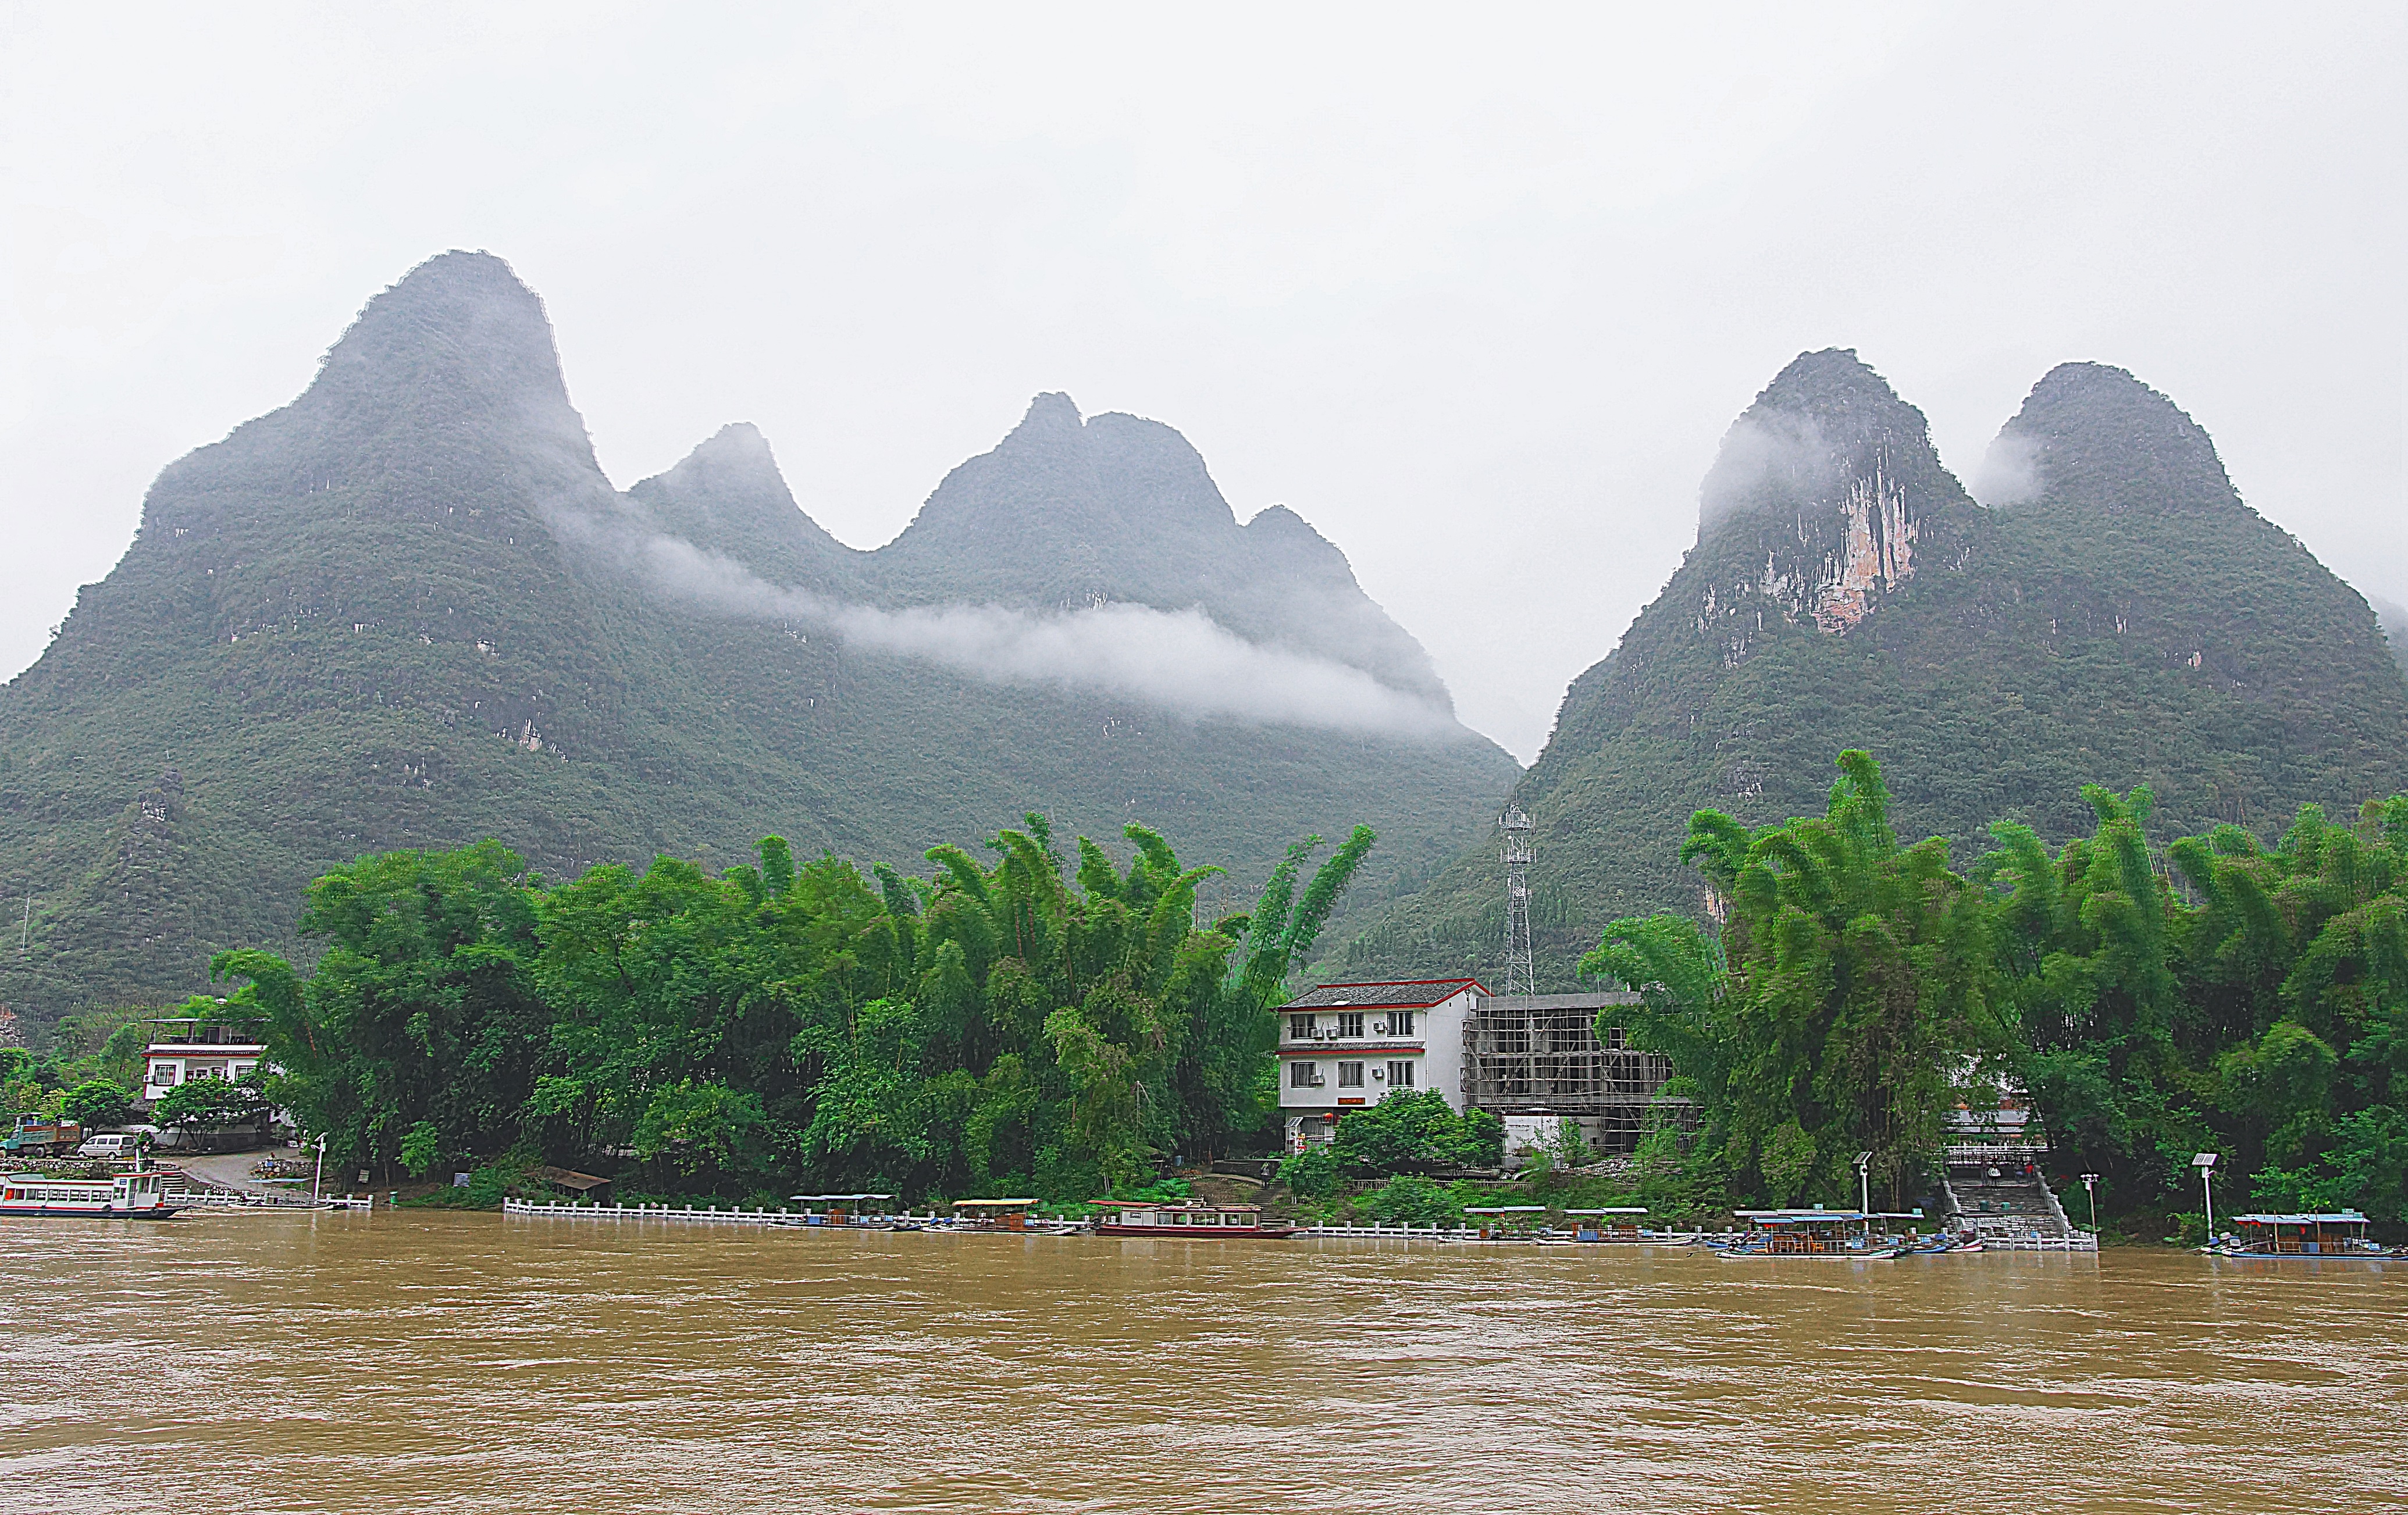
xmin=1392 ymin=1012 xmax=1415 ymax=1036
xmin=1289 ymin=1013 xmax=1316 ymax=1039
xmin=1290 ymin=1061 xmax=1317 ymax=1088
xmin=1388 ymin=1061 xmax=1415 ymax=1088
xmin=151 ymin=1063 xmax=180 ymax=1088
xmin=1338 ymin=1062 xmax=1366 ymax=1088
xmin=1337 ymin=1013 xmax=1365 ymax=1038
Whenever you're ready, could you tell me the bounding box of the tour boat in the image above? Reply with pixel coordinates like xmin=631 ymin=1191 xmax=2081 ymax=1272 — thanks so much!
xmin=1089 ymin=1200 xmax=1295 ymax=1238
xmin=2208 ymin=1211 xmax=2397 ymax=1259
xmin=1564 ymin=1207 xmax=1654 ymax=1242
xmin=1713 ymin=1209 xmax=1900 ymax=1260
xmin=1 ymin=1170 xmax=181 ymax=1218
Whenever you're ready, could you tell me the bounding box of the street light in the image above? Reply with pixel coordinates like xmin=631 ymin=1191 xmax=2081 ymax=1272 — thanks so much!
xmin=2081 ymin=1172 xmax=2100 ymax=1234
xmin=2192 ymin=1153 xmax=2219 ymax=1242
xmin=311 ymin=1133 xmax=327 ymax=1203
xmin=1854 ymin=1150 xmax=1873 ymax=1217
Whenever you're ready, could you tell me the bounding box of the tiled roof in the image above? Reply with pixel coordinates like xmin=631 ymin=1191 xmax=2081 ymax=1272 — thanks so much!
xmin=1284 ymin=979 xmax=1484 ymax=1010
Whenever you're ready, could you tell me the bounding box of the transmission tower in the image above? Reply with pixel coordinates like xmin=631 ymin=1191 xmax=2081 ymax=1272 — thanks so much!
xmin=1499 ymin=804 xmax=1535 ymax=995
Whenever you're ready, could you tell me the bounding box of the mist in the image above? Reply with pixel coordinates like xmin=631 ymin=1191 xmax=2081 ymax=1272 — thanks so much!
xmin=1971 ymin=432 xmax=2045 ymax=507
xmin=571 ymin=503 xmax=1465 ymax=742
xmin=1696 ymin=413 xmax=1839 ymax=536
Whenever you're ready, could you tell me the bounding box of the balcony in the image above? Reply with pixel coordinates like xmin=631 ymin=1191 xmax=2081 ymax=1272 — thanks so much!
xmin=1279 ymin=1013 xmax=1420 ymax=1049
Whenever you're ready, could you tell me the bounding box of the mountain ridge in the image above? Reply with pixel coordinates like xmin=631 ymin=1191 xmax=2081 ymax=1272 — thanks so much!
xmin=0 ymin=251 xmax=1515 ymax=1032
xmin=1342 ymin=351 xmax=2408 ymax=986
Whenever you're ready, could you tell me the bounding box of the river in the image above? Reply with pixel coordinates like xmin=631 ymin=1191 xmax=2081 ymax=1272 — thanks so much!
xmin=6 ymin=1211 xmax=2402 ymax=1513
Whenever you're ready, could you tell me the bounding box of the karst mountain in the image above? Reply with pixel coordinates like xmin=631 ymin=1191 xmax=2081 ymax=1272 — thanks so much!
xmin=1342 ymin=350 xmax=2408 ymax=986
xmin=0 ymin=251 xmax=1516 ymax=1029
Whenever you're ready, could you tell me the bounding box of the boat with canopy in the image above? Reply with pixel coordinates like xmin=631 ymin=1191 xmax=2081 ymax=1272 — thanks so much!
xmin=1714 ymin=1209 xmax=1907 ymax=1260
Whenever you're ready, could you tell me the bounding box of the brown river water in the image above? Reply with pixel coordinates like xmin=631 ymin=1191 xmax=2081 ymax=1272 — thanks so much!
xmin=5 ymin=1211 xmax=2402 ymax=1514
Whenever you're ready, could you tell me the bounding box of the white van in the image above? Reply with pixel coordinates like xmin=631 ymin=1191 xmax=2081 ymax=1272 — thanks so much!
xmin=76 ymin=1132 xmax=144 ymax=1159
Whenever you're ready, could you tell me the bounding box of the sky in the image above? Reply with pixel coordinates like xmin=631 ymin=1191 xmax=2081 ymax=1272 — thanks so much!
xmin=2 ymin=3 xmax=2400 ymax=762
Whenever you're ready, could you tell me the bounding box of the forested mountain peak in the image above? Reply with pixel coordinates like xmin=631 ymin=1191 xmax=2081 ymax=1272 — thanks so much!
xmin=1682 ymin=349 xmax=1976 ymax=654
xmin=1697 ymin=347 xmax=1970 ymax=550
xmin=627 ymin=422 xmax=861 ymax=591
xmin=304 ymin=249 xmax=594 ymax=472
xmin=869 ymin=392 xmax=1452 ymax=702
xmin=878 ymin=391 xmax=1239 ymax=587
xmin=1988 ymin=361 xmax=2243 ymax=518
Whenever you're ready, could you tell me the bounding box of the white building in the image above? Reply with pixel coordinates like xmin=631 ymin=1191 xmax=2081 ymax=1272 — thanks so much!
xmin=1277 ymin=979 xmax=1486 ymax=1152
xmin=140 ymin=1016 xmax=269 ymax=1105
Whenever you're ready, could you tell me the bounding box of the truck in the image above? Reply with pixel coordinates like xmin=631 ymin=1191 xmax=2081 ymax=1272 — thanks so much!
xmin=5 ymin=1114 xmax=88 ymax=1157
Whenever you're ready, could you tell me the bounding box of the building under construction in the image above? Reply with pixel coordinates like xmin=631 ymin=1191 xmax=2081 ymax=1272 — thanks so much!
xmin=1460 ymin=990 xmax=1685 ymax=1153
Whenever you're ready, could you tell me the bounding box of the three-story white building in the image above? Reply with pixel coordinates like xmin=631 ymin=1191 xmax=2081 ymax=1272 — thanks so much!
xmin=140 ymin=1016 xmax=270 ymax=1104
xmin=1276 ymin=979 xmax=1487 ymax=1153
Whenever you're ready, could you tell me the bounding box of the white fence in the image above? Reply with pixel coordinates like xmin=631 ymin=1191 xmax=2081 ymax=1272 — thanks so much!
xmin=503 ymin=1199 xmax=943 ymax=1227
xmin=176 ymin=1188 xmax=373 ymax=1213
xmin=1976 ymin=1230 xmax=2099 ymax=1252
xmin=1294 ymin=1222 xmax=1482 ymax=1240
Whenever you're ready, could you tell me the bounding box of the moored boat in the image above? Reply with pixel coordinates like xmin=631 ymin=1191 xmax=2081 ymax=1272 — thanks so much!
xmin=1712 ymin=1209 xmax=1902 ymax=1260
xmin=1 ymin=1169 xmax=181 ymax=1218
xmin=1090 ymin=1200 xmax=1295 ymax=1238
xmin=2208 ymin=1211 xmax=2395 ymax=1258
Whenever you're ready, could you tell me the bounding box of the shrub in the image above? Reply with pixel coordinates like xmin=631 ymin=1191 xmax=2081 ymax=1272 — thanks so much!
xmin=1278 ymin=1144 xmax=1340 ymax=1197
xmin=1359 ymin=1175 xmax=1461 ymax=1228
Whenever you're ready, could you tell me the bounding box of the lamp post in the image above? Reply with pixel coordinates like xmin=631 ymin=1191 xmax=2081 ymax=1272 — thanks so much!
xmin=2192 ymin=1153 xmax=2219 ymax=1242
xmin=2081 ymin=1172 xmax=2100 ymax=1234
xmin=1854 ymin=1150 xmax=1873 ymax=1218
xmin=311 ymin=1133 xmax=327 ymax=1203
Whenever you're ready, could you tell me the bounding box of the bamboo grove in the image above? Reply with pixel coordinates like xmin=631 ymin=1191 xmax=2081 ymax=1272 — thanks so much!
xmin=1584 ymin=752 xmax=2408 ymax=1225
xmin=200 ymin=816 xmax=1376 ymax=1202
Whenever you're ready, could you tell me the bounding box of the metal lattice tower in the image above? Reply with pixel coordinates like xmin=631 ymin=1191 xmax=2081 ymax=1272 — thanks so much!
xmin=1499 ymin=804 xmax=1536 ymax=995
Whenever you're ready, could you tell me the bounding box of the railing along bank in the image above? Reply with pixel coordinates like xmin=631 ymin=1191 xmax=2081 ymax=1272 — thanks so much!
xmin=176 ymin=1186 xmax=373 ymax=1212
xmin=504 ymin=1199 xmax=946 ymax=1226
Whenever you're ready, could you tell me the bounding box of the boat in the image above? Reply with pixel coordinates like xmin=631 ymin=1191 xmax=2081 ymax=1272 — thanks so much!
xmin=1 ymin=1169 xmax=181 ymax=1218
xmin=2207 ymin=1210 xmax=2395 ymax=1258
xmin=782 ymin=1192 xmax=897 ymax=1227
xmin=1900 ymin=1233 xmax=1983 ymax=1254
xmin=1563 ymin=1207 xmax=1653 ymax=1242
xmin=1089 ymin=1200 xmax=1295 ymax=1238
xmin=944 ymin=1197 xmax=1050 ymax=1232
xmin=1712 ymin=1209 xmax=1904 ymax=1260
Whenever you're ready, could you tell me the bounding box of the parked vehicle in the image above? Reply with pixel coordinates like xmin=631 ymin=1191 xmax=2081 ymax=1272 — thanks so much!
xmin=3 ymin=1114 xmax=85 ymax=1157
xmin=75 ymin=1132 xmax=146 ymax=1160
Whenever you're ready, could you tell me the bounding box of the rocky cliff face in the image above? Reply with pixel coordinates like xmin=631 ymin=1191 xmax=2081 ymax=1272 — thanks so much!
xmin=1342 ymin=351 xmax=2408 ymax=989
xmin=1689 ymin=350 xmax=1971 ymax=657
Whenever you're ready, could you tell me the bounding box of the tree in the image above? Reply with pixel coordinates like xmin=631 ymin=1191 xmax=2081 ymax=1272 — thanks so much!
xmin=1583 ymin=751 xmax=2001 ymax=1208
xmin=237 ymin=840 xmax=547 ymax=1177
xmin=153 ymin=1075 xmax=270 ymax=1128
xmin=59 ymin=1079 xmax=133 ymax=1128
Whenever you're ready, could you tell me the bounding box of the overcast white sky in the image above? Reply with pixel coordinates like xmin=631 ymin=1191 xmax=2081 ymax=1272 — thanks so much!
xmin=3 ymin=3 xmax=2400 ymax=761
